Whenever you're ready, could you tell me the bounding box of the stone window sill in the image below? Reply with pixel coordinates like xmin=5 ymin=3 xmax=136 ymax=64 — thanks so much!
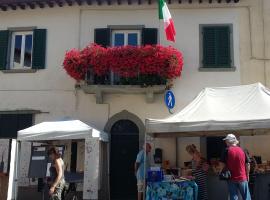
xmin=1 ymin=69 xmax=37 ymax=73
xmin=81 ymin=84 xmax=166 ymax=104
xmin=199 ymin=67 xmax=236 ymax=72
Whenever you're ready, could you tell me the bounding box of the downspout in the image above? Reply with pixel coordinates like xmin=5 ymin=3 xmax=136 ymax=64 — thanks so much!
xmin=261 ymin=0 xmax=267 ymax=86
xmin=248 ymin=0 xmax=269 ymax=85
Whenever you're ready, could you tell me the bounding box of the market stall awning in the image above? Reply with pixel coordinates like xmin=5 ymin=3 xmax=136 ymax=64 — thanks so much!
xmin=146 ymin=83 xmax=270 ymax=137
xmin=17 ymin=120 xmax=109 ymax=141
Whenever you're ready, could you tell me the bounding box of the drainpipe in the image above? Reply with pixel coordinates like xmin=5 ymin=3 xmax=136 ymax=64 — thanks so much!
xmin=262 ymin=0 xmax=268 ymax=86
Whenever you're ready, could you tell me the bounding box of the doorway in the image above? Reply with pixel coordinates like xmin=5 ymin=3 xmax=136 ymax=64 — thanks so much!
xmin=206 ymin=136 xmax=227 ymax=161
xmin=110 ymin=120 xmax=139 ymax=200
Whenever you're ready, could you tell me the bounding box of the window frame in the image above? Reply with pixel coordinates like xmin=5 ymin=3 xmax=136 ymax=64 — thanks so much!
xmin=112 ymin=30 xmax=141 ymax=47
xmin=199 ymin=24 xmax=235 ymax=71
xmin=9 ymin=31 xmax=33 ymax=69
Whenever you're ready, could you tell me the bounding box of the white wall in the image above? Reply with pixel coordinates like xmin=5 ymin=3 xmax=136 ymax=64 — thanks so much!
xmin=1 ymin=3 xmax=267 ymax=181
xmin=80 ymin=7 xmax=241 ymax=166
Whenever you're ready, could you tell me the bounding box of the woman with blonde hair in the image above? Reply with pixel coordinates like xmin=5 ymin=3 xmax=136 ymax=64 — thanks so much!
xmin=186 ymin=144 xmax=209 ymax=200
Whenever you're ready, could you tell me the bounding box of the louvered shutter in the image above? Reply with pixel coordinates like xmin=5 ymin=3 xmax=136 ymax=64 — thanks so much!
xmin=216 ymin=26 xmax=231 ymax=67
xmin=32 ymin=29 xmax=47 ymax=69
xmin=142 ymin=28 xmax=158 ymax=45
xmin=0 ymin=30 xmax=9 ymax=70
xmin=94 ymin=28 xmax=111 ymax=47
xmin=202 ymin=26 xmax=231 ymax=68
xmin=203 ymin=27 xmax=216 ymax=67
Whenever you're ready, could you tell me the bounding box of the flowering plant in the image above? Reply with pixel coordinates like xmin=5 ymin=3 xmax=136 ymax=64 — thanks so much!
xmin=63 ymin=43 xmax=183 ymax=86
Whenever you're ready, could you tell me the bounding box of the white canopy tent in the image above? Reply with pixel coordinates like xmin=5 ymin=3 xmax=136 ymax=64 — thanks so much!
xmin=17 ymin=120 xmax=108 ymax=141
xmin=7 ymin=120 xmax=109 ymax=200
xmin=146 ymin=83 xmax=270 ymax=137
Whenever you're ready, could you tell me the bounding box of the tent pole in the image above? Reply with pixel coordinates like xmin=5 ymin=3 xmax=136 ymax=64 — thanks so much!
xmin=175 ymin=138 xmax=178 ymax=168
xmin=14 ymin=141 xmax=21 ymax=200
xmin=143 ymin=131 xmax=147 ymax=200
xmin=7 ymin=139 xmax=19 ymax=200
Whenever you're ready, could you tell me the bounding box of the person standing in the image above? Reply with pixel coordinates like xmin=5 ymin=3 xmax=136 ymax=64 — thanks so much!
xmin=134 ymin=143 xmax=151 ymax=200
xmin=47 ymin=147 xmax=66 ymax=200
xmin=186 ymin=144 xmax=209 ymax=200
xmin=220 ymin=134 xmax=251 ymax=200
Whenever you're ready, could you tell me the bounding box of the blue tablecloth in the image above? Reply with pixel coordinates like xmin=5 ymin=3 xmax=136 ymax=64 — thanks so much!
xmin=146 ymin=180 xmax=198 ymax=200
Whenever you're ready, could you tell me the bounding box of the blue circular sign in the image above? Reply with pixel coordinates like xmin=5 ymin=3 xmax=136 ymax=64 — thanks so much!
xmin=165 ymin=90 xmax=175 ymax=110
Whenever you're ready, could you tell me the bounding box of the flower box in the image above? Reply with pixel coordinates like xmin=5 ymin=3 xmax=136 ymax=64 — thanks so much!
xmin=63 ymin=44 xmax=183 ymax=86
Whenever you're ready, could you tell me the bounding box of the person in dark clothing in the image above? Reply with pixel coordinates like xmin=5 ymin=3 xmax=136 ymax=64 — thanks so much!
xmin=244 ymin=149 xmax=257 ymax=174
xmin=186 ymin=144 xmax=209 ymax=200
xmin=244 ymin=149 xmax=257 ymax=199
xmin=48 ymin=147 xmax=66 ymax=200
xmin=220 ymin=134 xmax=251 ymax=200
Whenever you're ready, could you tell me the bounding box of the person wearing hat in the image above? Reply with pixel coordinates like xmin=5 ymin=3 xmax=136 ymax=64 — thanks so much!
xmin=220 ymin=134 xmax=251 ymax=200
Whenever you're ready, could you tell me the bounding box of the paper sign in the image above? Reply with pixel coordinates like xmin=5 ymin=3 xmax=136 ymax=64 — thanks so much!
xmin=32 ymin=156 xmax=45 ymax=160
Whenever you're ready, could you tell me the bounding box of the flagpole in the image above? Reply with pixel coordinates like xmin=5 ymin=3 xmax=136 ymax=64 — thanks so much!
xmin=159 ymin=19 xmax=161 ymax=45
xmin=158 ymin=0 xmax=161 ymax=45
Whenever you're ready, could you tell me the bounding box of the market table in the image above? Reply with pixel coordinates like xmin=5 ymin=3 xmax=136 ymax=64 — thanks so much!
xmin=253 ymin=173 xmax=270 ymax=200
xmin=146 ymin=180 xmax=198 ymax=200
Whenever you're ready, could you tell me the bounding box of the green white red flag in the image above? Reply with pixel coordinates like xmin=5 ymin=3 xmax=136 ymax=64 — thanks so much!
xmin=158 ymin=0 xmax=176 ymax=42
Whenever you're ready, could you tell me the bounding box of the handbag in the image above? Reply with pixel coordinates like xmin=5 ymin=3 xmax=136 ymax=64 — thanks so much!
xmin=219 ymin=169 xmax=231 ymax=181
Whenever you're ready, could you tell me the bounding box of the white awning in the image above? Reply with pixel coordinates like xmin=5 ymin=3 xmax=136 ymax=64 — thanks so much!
xmin=18 ymin=120 xmax=109 ymax=142
xmin=146 ymin=83 xmax=270 ymax=137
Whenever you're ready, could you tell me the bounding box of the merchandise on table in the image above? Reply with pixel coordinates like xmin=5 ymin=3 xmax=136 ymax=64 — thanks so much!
xmin=146 ymin=166 xmax=198 ymax=200
xmin=146 ymin=180 xmax=198 ymax=200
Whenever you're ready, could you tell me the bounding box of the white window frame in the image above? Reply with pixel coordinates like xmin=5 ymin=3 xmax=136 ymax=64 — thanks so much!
xmin=111 ymin=30 xmax=141 ymax=85
xmin=112 ymin=30 xmax=141 ymax=47
xmin=10 ymin=31 xmax=33 ymax=69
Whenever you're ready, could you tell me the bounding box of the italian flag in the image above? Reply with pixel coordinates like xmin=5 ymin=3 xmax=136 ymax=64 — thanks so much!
xmin=158 ymin=0 xmax=176 ymax=42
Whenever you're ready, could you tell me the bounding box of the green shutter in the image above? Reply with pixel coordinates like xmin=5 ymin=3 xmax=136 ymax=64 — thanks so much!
xmin=94 ymin=28 xmax=111 ymax=47
xmin=142 ymin=28 xmax=158 ymax=45
xmin=0 ymin=30 xmax=9 ymax=70
xmin=203 ymin=27 xmax=216 ymax=67
xmin=32 ymin=29 xmax=47 ymax=69
xmin=202 ymin=26 xmax=231 ymax=68
xmin=216 ymin=26 xmax=231 ymax=67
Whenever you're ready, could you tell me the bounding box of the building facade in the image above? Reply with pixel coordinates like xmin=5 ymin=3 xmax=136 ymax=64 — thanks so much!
xmin=0 ymin=0 xmax=269 ymax=199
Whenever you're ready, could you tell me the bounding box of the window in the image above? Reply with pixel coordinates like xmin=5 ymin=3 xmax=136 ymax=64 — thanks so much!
xmin=0 ymin=29 xmax=47 ymax=71
xmin=111 ymin=30 xmax=141 ymax=84
xmin=10 ymin=31 xmax=33 ymax=69
xmin=201 ymin=25 xmax=233 ymax=69
xmin=206 ymin=137 xmax=226 ymax=161
xmin=112 ymin=30 xmax=141 ymax=47
xmin=0 ymin=114 xmax=33 ymax=174
xmin=92 ymin=27 xmax=158 ymax=85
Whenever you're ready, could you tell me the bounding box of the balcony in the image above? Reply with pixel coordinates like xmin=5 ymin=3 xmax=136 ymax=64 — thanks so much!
xmin=63 ymin=44 xmax=183 ymax=104
xmin=80 ymin=74 xmax=167 ymax=103
xmin=81 ymin=84 xmax=166 ymax=104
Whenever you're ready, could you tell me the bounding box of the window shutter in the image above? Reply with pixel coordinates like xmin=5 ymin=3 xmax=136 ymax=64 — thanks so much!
xmin=0 ymin=30 xmax=9 ymax=70
xmin=202 ymin=26 xmax=231 ymax=68
xmin=142 ymin=28 xmax=158 ymax=45
xmin=94 ymin=28 xmax=111 ymax=47
xmin=216 ymin=26 xmax=231 ymax=67
xmin=202 ymin=27 xmax=216 ymax=67
xmin=32 ymin=29 xmax=47 ymax=69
